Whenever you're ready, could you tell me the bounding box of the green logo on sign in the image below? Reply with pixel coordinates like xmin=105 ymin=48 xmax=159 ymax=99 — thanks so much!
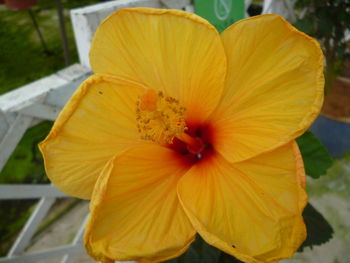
xmin=214 ymin=0 xmax=232 ymax=20
xmin=195 ymin=0 xmax=245 ymax=32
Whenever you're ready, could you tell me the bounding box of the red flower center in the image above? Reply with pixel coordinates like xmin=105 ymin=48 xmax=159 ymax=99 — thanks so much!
xmin=168 ymin=122 xmax=215 ymax=165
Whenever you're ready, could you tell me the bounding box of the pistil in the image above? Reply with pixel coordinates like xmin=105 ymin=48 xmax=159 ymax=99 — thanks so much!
xmin=176 ymin=132 xmax=204 ymax=155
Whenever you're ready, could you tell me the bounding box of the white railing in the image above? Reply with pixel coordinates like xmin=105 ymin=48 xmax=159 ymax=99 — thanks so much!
xmin=0 ymin=63 xmax=90 ymax=263
xmin=0 ymin=0 xmax=294 ymax=262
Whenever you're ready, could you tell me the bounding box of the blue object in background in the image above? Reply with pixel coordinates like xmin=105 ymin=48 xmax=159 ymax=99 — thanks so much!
xmin=310 ymin=115 xmax=350 ymax=158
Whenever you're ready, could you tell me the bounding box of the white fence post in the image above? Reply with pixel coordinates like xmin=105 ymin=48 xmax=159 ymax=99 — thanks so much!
xmin=0 ymin=115 xmax=33 ymax=171
xmin=262 ymin=0 xmax=296 ymax=22
xmin=60 ymin=214 xmax=89 ymax=263
xmin=7 ymin=198 xmax=56 ymax=257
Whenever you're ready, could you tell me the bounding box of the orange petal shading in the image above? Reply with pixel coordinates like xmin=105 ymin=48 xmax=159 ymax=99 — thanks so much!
xmin=39 ymin=74 xmax=146 ymax=199
xmin=177 ymin=142 xmax=307 ymax=263
xmin=212 ymin=14 xmax=324 ymax=163
xmin=84 ymin=144 xmax=196 ymax=263
xmin=90 ymin=8 xmax=226 ymax=123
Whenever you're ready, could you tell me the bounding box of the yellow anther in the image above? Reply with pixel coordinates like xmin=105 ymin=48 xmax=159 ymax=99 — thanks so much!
xmin=136 ymin=89 xmax=186 ymax=143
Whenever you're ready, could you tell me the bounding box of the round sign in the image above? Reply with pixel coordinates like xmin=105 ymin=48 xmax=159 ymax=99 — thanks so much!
xmin=213 ymin=0 xmax=232 ymax=21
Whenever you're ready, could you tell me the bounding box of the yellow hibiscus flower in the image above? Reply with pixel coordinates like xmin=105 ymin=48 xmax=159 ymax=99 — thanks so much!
xmin=39 ymin=7 xmax=324 ymax=263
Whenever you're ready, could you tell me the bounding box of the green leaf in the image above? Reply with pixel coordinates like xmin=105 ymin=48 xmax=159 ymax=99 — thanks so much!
xmin=166 ymin=246 xmax=200 ymax=263
xmin=166 ymin=236 xmax=217 ymax=263
xmin=218 ymin=253 xmax=244 ymax=263
xmin=294 ymin=17 xmax=314 ymax=35
xmin=165 ymin=236 xmax=242 ymax=263
xmin=299 ymin=203 xmax=334 ymax=251
xmin=296 ymin=131 xmax=333 ymax=178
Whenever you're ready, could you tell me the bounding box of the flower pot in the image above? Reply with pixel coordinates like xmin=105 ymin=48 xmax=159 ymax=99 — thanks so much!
xmin=310 ymin=115 xmax=350 ymax=158
xmin=5 ymin=0 xmax=36 ymax=10
xmin=310 ymin=77 xmax=350 ymax=158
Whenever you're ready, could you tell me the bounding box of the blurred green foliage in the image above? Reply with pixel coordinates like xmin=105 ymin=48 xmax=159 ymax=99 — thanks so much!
xmin=294 ymin=0 xmax=350 ymax=91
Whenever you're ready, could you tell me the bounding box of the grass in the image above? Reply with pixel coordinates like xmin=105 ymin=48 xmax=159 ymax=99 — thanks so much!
xmin=0 ymin=7 xmax=63 ymax=94
xmin=0 ymin=0 xmax=99 ymax=255
xmin=0 ymin=0 xmax=97 ymax=94
xmin=0 ymin=121 xmax=52 ymax=184
xmin=0 ymin=199 xmax=34 ymax=254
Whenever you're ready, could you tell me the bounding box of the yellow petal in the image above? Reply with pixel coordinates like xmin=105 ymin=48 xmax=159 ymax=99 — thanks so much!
xmin=177 ymin=142 xmax=307 ymax=263
xmin=90 ymin=7 xmax=226 ymax=122
xmin=84 ymin=144 xmax=195 ymax=263
xmin=39 ymin=74 xmax=146 ymax=199
xmin=212 ymin=14 xmax=324 ymax=162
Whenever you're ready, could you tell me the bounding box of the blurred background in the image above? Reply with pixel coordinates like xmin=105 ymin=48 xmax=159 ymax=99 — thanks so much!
xmin=0 ymin=0 xmax=349 ymax=262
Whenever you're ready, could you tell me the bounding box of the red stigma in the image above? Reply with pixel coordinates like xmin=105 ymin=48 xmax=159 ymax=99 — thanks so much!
xmin=168 ymin=122 xmax=215 ymax=166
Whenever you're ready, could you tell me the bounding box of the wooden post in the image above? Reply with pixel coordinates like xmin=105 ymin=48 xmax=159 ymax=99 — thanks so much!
xmin=55 ymin=0 xmax=71 ymax=66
